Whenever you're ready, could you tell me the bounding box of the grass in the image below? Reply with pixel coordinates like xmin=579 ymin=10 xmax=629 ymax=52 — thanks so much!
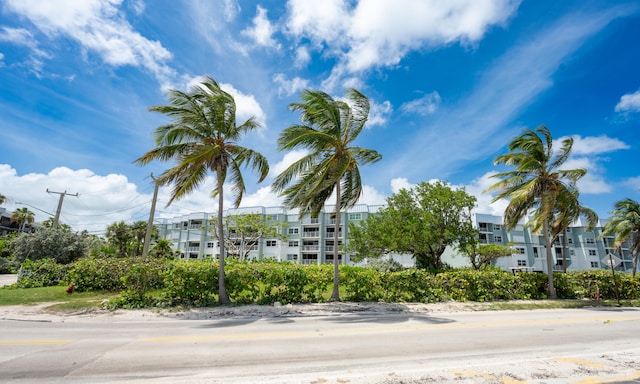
xmin=483 ymin=299 xmax=640 ymax=311
xmin=0 ymin=285 xmax=119 ymax=311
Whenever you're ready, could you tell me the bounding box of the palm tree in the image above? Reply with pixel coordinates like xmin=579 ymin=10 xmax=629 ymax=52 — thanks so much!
xmin=11 ymin=207 xmax=35 ymax=232
xmin=602 ymin=198 xmax=640 ymax=276
xmin=272 ymin=88 xmax=382 ymax=301
xmin=486 ymin=125 xmax=587 ymax=299
xmin=135 ymin=76 xmax=269 ymax=305
xmin=106 ymin=221 xmax=133 ymax=257
xmin=529 ymin=187 xmax=598 ymax=272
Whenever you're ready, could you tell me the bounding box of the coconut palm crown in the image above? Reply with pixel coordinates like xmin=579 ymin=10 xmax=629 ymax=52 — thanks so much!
xmin=135 ymin=76 xmax=269 ymax=304
xmin=272 ymin=88 xmax=382 ymax=301
xmin=485 ymin=125 xmax=588 ymax=298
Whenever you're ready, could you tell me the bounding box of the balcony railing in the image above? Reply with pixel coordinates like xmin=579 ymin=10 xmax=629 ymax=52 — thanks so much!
xmin=301 ymin=245 xmax=320 ymax=251
xmin=302 ymin=231 xmax=320 ymax=238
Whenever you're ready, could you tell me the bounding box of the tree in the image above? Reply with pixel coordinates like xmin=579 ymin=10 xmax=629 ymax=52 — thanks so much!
xmin=10 ymin=227 xmax=87 ymax=264
xmin=0 ymin=193 xmax=6 ymax=205
xmin=529 ymin=187 xmax=598 ymax=272
xmin=130 ymin=221 xmax=158 ymax=257
xmin=210 ymin=214 xmax=288 ymax=261
xmin=11 ymin=207 xmax=35 ymax=232
xmin=272 ymin=88 xmax=381 ymax=301
xmin=464 ymin=243 xmax=515 ymax=270
xmin=135 ymin=76 xmax=269 ymax=305
xmin=347 ymin=181 xmax=477 ymax=270
xmin=486 ymin=125 xmax=588 ymax=298
xmin=602 ymin=198 xmax=640 ymax=277
xmin=42 ymin=217 xmax=71 ymax=230
xmin=106 ymin=221 xmax=134 ymax=257
xmin=148 ymin=239 xmax=178 ymax=259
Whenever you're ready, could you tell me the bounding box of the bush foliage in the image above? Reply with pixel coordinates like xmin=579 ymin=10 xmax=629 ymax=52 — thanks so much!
xmin=15 ymin=258 xmax=640 ymax=308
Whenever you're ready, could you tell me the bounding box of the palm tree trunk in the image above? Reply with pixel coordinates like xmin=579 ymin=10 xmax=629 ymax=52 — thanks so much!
xmin=543 ymin=220 xmax=557 ymax=299
xmin=633 ymin=251 xmax=638 ymax=278
xmin=217 ymin=169 xmax=230 ymax=305
xmin=330 ymin=183 xmax=341 ymax=302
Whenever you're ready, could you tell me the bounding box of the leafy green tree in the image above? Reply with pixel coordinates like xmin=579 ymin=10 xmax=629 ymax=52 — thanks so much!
xmin=602 ymin=198 xmax=640 ymax=276
xmin=348 ymin=181 xmax=477 ymax=270
xmin=272 ymin=88 xmax=381 ymax=301
xmin=210 ymin=214 xmax=288 ymax=261
xmin=11 ymin=207 xmax=35 ymax=232
xmin=130 ymin=221 xmax=158 ymax=257
xmin=135 ymin=76 xmax=269 ymax=305
xmin=486 ymin=125 xmax=588 ymax=298
xmin=463 ymin=243 xmax=515 ymax=270
xmin=10 ymin=227 xmax=87 ymax=264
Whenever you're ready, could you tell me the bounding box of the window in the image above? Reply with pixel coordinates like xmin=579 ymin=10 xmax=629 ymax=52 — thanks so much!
xmin=494 ymin=224 xmax=501 ymax=231
xmin=288 ymin=240 xmax=299 ymax=247
xmin=288 ymin=227 xmax=299 ymax=235
xmin=495 ymin=236 xmax=502 ymax=243
xmin=348 ymin=213 xmax=362 ymax=220
xmin=555 ymin=247 xmax=562 ymax=256
xmin=266 ymin=240 xmax=277 ymax=247
xmin=479 ymin=233 xmax=487 ymax=243
xmin=479 ymin=222 xmax=488 ymax=231
xmin=570 ymin=250 xmax=575 ymax=256
xmin=586 ymin=238 xmax=595 ymax=244
xmin=567 ymin=238 xmax=573 ymax=244
xmin=515 ymin=247 xmax=525 ymax=254
xmin=533 ymin=247 xmax=539 ymax=257
xmin=207 ymin=242 xmax=216 ymax=248
xmin=556 ymin=259 xmax=564 ymax=266
xmin=590 ymin=261 xmax=599 ymax=268
xmin=287 ymin=254 xmax=298 ymax=261
xmin=566 ymin=227 xmax=572 ymax=233
xmin=588 ymin=249 xmax=597 ymax=256
xmin=517 ymin=259 xmax=527 ymax=266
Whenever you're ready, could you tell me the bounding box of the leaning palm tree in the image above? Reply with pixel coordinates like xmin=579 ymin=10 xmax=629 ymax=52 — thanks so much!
xmin=529 ymin=187 xmax=598 ymax=272
xmin=272 ymin=88 xmax=382 ymax=301
xmin=11 ymin=207 xmax=35 ymax=232
xmin=486 ymin=125 xmax=587 ymax=299
xmin=602 ymin=198 xmax=640 ymax=277
xmin=135 ymin=76 xmax=269 ymax=304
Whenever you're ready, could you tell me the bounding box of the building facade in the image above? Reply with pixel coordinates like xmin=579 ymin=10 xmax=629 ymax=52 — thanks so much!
xmin=156 ymin=206 xmax=635 ymax=273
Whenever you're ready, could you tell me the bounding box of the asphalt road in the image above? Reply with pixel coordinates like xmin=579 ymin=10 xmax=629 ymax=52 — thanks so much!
xmin=1 ymin=307 xmax=640 ymax=383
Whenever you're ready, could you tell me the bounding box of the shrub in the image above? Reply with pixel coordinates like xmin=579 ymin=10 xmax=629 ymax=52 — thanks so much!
xmin=16 ymin=258 xmax=71 ymax=288
xmin=69 ymin=257 xmax=170 ymax=292
xmin=10 ymin=227 xmax=87 ymax=264
xmin=161 ymin=259 xmax=218 ymax=306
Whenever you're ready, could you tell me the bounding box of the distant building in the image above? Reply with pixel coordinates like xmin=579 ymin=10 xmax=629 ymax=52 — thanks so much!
xmin=156 ymin=206 xmax=635 ymax=273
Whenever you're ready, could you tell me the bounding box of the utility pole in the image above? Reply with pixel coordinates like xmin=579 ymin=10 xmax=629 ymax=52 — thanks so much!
xmin=46 ymin=189 xmax=78 ymax=228
xmin=142 ymin=174 xmax=160 ymax=258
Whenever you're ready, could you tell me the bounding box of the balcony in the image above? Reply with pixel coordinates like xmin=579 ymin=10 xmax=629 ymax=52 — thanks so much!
xmin=301 ymin=245 xmax=320 ymax=251
xmin=302 ymin=231 xmax=320 ymax=238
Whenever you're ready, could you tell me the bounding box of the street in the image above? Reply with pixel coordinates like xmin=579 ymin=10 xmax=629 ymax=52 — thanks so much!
xmin=1 ymin=306 xmax=640 ymax=383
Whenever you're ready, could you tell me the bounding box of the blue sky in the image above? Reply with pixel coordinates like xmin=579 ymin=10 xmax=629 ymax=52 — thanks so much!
xmin=1 ymin=0 xmax=639 ymax=234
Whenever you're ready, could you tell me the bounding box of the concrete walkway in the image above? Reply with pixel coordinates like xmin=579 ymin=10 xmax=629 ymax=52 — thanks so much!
xmin=0 ymin=274 xmax=17 ymax=287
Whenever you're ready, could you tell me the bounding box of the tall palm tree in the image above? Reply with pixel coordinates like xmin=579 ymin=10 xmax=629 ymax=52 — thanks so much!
xmin=272 ymin=88 xmax=382 ymax=301
xmin=11 ymin=207 xmax=35 ymax=232
xmin=602 ymin=198 xmax=640 ymax=276
xmin=528 ymin=187 xmax=598 ymax=272
xmin=135 ymin=76 xmax=269 ymax=305
xmin=486 ymin=125 xmax=587 ymax=299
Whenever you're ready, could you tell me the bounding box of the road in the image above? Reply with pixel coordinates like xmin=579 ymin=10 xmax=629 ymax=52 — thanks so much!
xmin=1 ymin=307 xmax=640 ymax=383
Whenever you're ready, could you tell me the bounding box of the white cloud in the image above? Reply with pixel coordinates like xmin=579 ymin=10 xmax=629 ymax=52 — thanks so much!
xmin=294 ymin=45 xmax=311 ymax=67
xmin=615 ymin=89 xmax=640 ymax=113
xmin=129 ymin=0 xmax=145 ymax=15
xmin=624 ymin=176 xmax=640 ymax=190
xmin=367 ymin=99 xmax=393 ymax=127
xmin=558 ymin=134 xmax=630 ymax=155
xmin=562 ymin=157 xmax=612 ymax=194
xmin=273 ymin=73 xmax=309 ymax=97
xmin=390 ymin=177 xmax=414 ymax=193
xmin=241 ymin=5 xmax=280 ymax=49
xmin=219 ymin=83 xmax=267 ymax=128
xmin=270 ymin=150 xmax=308 ymax=178
xmin=4 ymin=0 xmax=177 ymax=87
xmin=286 ymin=0 xmax=519 ymax=77
xmin=400 ymin=92 xmax=441 ymax=115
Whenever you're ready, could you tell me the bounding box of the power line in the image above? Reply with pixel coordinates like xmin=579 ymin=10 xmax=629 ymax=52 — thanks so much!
xmin=46 ymin=189 xmax=78 ymax=228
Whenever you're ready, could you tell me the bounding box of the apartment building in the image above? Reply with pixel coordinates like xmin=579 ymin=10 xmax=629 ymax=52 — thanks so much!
xmin=156 ymin=206 xmax=635 ymax=273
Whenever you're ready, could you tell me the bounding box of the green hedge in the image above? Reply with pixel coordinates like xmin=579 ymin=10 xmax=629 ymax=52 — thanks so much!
xmin=16 ymin=258 xmax=640 ymax=307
